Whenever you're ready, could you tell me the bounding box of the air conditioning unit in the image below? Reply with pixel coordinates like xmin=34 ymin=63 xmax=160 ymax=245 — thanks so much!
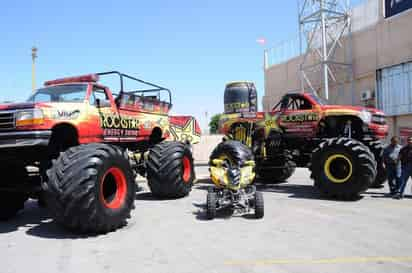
xmin=360 ymin=90 xmax=373 ymax=101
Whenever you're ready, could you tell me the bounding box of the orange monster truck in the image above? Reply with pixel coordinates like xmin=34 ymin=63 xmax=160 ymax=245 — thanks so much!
xmin=0 ymin=71 xmax=200 ymax=233
xmin=218 ymin=82 xmax=388 ymax=199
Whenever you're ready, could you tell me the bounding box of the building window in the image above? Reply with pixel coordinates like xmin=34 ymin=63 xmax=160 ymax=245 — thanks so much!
xmin=385 ymin=0 xmax=412 ymax=18
xmin=377 ymin=62 xmax=412 ymax=116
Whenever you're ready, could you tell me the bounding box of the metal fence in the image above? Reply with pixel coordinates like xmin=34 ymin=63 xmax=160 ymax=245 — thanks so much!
xmin=264 ymin=36 xmax=303 ymax=68
xmin=264 ymin=0 xmax=380 ymax=69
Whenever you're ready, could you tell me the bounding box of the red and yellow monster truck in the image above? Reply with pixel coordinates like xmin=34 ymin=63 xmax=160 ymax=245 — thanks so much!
xmin=218 ymin=81 xmax=388 ymax=199
xmin=0 ymin=71 xmax=200 ymax=233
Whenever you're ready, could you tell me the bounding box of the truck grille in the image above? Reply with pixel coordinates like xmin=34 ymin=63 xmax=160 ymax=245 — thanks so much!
xmin=0 ymin=111 xmax=15 ymax=130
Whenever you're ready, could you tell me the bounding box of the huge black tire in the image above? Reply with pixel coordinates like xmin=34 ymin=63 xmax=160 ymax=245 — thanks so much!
xmin=310 ymin=138 xmax=376 ymax=199
xmin=363 ymin=137 xmax=386 ymax=188
xmin=43 ymin=144 xmax=136 ymax=234
xmin=256 ymin=151 xmax=296 ymax=184
xmin=209 ymin=140 xmax=253 ymax=166
xmin=206 ymin=192 xmax=217 ymax=220
xmin=254 ymin=191 xmax=264 ymax=219
xmin=146 ymin=141 xmax=195 ymax=198
xmin=0 ymin=164 xmax=29 ymax=221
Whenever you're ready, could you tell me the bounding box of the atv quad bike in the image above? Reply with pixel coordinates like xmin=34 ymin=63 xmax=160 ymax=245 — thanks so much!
xmin=0 ymin=71 xmax=201 ymax=233
xmin=218 ymin=82 xmax=388 ymax=199
xmin=207 ymin=140 xmax=263 ymax=219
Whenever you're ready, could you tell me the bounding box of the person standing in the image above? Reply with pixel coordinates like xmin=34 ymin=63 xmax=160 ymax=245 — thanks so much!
xmin=395 ymin=136 xmax=412 ymax=199
xmin=383 ymin=136 xmax=402 ymax=195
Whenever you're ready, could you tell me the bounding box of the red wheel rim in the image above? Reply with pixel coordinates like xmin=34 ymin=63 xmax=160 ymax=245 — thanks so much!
xmin=182 ymin=156 xmax=192 ymax=183
xmin=100 ymin=167 xmax=127 ymax=209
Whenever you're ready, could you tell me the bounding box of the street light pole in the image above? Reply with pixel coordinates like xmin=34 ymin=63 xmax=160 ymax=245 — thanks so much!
xmin=31 ymin=47 xmax=38 ymax=93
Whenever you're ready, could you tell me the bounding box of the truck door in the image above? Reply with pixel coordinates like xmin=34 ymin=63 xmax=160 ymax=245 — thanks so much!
xmin=88 ymin=85 xmax=120 ymax=142
xmin=279 ymin=95 xmax=319 ymax=137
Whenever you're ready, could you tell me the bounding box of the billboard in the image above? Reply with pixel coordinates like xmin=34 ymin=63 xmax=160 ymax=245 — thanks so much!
xmin=385 ymin=0 xmax=412 ymax=18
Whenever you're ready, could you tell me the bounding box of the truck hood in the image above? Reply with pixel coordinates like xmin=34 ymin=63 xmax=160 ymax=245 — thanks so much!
xmin=0 ymin=102 xmax=49 ymax=111
xmin=321 ymin=105 xmax=384 ymax=115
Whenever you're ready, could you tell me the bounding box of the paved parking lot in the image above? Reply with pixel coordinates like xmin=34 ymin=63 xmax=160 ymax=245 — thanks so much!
xmin=1 ymin=166 xmax=412 ymax=273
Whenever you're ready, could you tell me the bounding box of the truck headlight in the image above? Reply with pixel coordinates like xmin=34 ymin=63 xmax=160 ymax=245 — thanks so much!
xmin=16 ymin=109 xmax=44 ymax=126
xmin=359 ymin=110 xmax=372 ymax=124
xmin=371 ymin=115 xmax=386 ymax=124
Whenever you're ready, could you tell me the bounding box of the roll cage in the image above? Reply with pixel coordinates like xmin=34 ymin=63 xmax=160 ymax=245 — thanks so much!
xmin=271 ymin=93 xmax=315 ymax=111
xmin=96 ymin=71 xmax=172 ymax=108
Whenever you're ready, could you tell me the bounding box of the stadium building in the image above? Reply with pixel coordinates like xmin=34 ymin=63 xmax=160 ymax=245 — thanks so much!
xmin=263 ymin=0 xmax=412 ymax=143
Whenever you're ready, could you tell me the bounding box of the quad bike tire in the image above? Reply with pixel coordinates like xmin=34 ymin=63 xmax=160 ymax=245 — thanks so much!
xmin=256 ymin=151 xmax=296 ymax=184
xmin=0 ymin=164 xmax=29 ymax=221
xmin=206 ymin=192 xmax=217 ymax=220
xmin=43 ymin=143 xmax=136 ymax=234
xmin=254 ymin=191 xmax=264 ymax=219
xmin=310 ymin=138 xmax=376 ymax=199
xmin=146 ymin=141 xmax=195 ymax=198
xmin=209 ymin=140 xmax=253 ymax=166
xmin=363 ymin=137 xmax=387 ymax=188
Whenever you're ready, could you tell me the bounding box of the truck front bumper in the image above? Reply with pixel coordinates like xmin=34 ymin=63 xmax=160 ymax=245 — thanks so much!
xmin=367 ymin=124 xmax=388 ymax=139
xmin=0 ymin=130 xmax=51 ymax=149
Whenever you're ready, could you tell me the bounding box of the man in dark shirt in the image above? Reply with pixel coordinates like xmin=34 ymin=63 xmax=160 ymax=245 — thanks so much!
xmin=395 ymin=136 xmax=412 ymax=199
xmin=383 ymin=136 xmax=402 ymax=195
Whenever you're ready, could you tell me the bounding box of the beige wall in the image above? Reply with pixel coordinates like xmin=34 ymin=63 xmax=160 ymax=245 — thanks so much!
xmin=264 ymin=5 xmax=412 ymax=137
xmin=386 ymin=115 xmax=412 ymax=139
xmin=192 ymin=134 xmax=223 ymax=163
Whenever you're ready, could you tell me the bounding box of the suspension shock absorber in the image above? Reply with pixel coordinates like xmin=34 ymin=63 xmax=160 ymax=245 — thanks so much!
xmin=344 ymin=120 xmax=352 ymax=138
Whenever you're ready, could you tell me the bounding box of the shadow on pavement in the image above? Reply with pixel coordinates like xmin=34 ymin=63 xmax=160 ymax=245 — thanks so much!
xmin=0 ymin=201 xmax=49 ymax=234
xmin=256 ymin=183 xmax=321 ymax=199
xmin=194 ymin=177 xmax=362 ymax=201
xmin=365 ymin=191 xmax=412 ymax=199
xmin=26 ymin=221 xmax=91 ymax=239
xmin=254 ymin=178 xmax=288 ymax=185
xmin=363 ymin=191 xmax=392 ymax=199
xmin=194 ymin=178 xmax=212 ymax=184
xmin=193 ymin=183 xmax=213 ymax=192
xmin=135 ymin=191 xmax=159 ymax=201
xmin=368 ymin=184 xmax=385 ymax=189
xmin=0 ymin=200 xmax=90 ymax=239
xmin=256 ymin=183 xmax=363 ymax=201
xmin=135 ymin=191 xmax=187 ymax=201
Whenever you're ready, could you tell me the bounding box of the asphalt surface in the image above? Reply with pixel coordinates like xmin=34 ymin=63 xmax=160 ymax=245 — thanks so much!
xmin=1 ymin=166 xmax=412 ymax=273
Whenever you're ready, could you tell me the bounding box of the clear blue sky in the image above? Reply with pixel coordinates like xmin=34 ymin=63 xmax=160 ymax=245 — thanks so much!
xmin=0 ymin=0 xmax=362 ymax=130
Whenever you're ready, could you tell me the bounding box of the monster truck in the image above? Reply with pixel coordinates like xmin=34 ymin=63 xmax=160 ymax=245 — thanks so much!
xmin=219 ymin=82 xmax=388 ymax=199
xmin=0 ymin=71 xmax=201 ymax=233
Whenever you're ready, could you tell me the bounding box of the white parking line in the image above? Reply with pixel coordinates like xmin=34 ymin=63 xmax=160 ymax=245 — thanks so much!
xmin=225 ymin=256 xmax=412 ymax=266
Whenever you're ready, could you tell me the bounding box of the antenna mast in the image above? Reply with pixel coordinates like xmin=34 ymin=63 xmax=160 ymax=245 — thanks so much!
xmin=298 ymin=0 xmax=353 ymax=101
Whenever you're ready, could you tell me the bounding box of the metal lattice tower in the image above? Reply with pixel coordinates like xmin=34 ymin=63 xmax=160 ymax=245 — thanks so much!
xmin=298 ymin=0 xmax=354 ymax=101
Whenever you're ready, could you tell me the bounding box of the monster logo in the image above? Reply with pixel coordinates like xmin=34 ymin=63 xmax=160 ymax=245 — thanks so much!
xmin=281 ymin=113 xmax=318 ymax=123
xmin=225 ymin=102 xmax=250 ymax=113
xmin=169 ymin=118 xmax=201 ymax=144
xmin=54 ymin=109 xmax=81 ymax=119
xmin=100 ymin=114 xmax=140 ymax=130
xmin=100 ymin=114 xmax=140 ymax=138
xmin=263 ymin=112 xmax=281 ymax=137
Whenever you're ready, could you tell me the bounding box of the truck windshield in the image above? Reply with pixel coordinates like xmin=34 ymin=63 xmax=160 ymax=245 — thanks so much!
xmin=28 ymin=84 xmax=88 ymax=103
